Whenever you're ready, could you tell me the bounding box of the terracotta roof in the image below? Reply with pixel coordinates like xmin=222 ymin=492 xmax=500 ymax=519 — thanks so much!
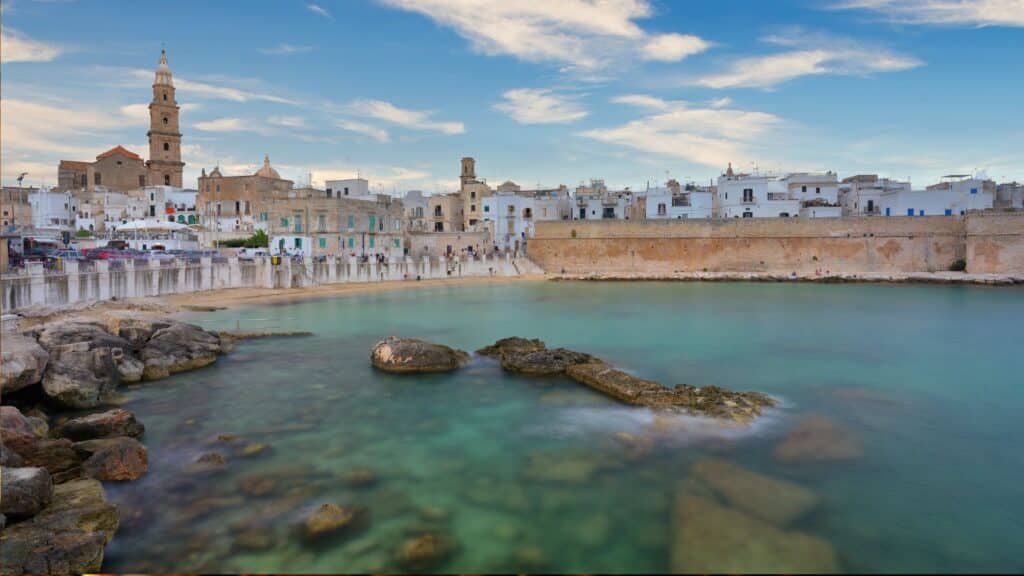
xmin=59 ymin=160 xmax=90 ymax=171
xmin=96 ymin=145 xmax=142 ymax=161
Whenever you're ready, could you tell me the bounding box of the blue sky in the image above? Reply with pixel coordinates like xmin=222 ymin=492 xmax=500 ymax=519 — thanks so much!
xmin=2 ymin=0 xmax=1022 ymax=192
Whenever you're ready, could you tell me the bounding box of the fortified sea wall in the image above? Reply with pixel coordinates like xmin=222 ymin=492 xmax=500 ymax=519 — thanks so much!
xmin=529 ymin=213 xmax=1024 ymax=276
xmin=1 ymin=254 xmax=527 ymax=313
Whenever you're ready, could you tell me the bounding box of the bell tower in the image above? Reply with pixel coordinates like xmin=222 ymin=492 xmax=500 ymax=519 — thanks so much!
xmin=146 ymin=49 xmax=184 ymax=187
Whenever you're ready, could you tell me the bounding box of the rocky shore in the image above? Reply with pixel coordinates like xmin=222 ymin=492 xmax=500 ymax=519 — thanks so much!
xmin=372 ymin=336 xmax=776 ymax=424
xmin=0 ymin=311 xmax=306 ymax=575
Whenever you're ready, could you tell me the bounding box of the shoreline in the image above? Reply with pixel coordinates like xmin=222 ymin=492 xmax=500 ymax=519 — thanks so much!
xmin=548 ymin=270 xmax=1023 ymax=286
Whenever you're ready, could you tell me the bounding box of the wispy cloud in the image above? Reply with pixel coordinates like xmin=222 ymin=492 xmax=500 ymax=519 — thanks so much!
xmin=377 ymin=0 xmax=709 ymax=74
xmin=833 ymin=0 xmax=1024 ymax=27
xmin=258 ymin=43 xmax=315 ymax=55
xmin=493 ymin=88 xmax=588 ymax=124
xmin=268 ymin=116 xmax=307 ymax=128
xmin=1 ymin=28 xmax=62 ymax=63
xmin=194 ymin=117 xmax=270 ymax=134
xmin=581 ymin=95 xmax=782 ymax=167
xmin=336 ymin=119 xmax=390 ymax=143
xmin=124 ymin=69 xmax=300 ymax=105
xmin=693 ymin=31 xmax=922 ymax=89
xmin=307 ymin=3 xmax=332 ymax=18
xmin=347 ymin=99 xmax=465 ymax=134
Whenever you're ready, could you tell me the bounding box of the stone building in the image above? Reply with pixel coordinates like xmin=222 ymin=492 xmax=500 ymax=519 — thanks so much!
xmin=2 ymin=187 xmax=35 ymax=230
xmin=197 ymin=155 xmax=294 ymax=235
xmin=428 ymin=193 xmax=464 ymax=232
xmin=459 ymin=157 xmax=491 ymax=228
xmin=58 ymin=147 xmax=148 ymax=193
xmin=403 ymin=190 xmax=428 ymax=232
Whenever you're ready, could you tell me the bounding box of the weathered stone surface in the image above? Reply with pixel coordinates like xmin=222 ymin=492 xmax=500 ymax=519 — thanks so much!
xmin=4 ymin=436 xmax=82 ymax=483
xmin=36 ymin=321 xmax=126 ymax=352
xmin=476 ymin=337 xmax=546 ymax=359
xmin=0 ymin=479 xmax=119 ymax=576
xmin=41 ymin=344 xmax=121 ymax=410
xmin=56 ymin=409 xmax=144 ymax=441
xmin=140 ymin=322 xmax=222 ymax=380
xmin=394 ymin=532 xmax=457 ymax=571
xmin=1 ymin=334 xmax=49 ymax=394
xmin=1 ymin=445 xmax=25 ymax=467
xmin=774 ymin=416 xmax=863 ymax=463
xmin=691 ymin=459 xmax=819 ymax=526
xmin=565 ymin=362 xmax=665 ymax=403
xmin=370 ymin=337 xmax=469 ymax=373
xmin=502 ymin=347 xmax=596 ymax=375
xmin=0 ymin=467 xmax=53 ymax=519
xmin=1 ymin=407 xmax=48 ymax=441
xmin=104 ymin=316 xmax=171 ymax=350
xmin=671 ymin=493 xmax=838 ymax=573
xmin=73 ymin=437 xmax=148 ymax=481
xmin=298 ymin=504 xmax=369 ymax=543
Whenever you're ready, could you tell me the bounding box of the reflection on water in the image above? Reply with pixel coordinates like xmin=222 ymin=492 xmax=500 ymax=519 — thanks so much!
xmin=102 ymin=282 xmax=1024 ymax=573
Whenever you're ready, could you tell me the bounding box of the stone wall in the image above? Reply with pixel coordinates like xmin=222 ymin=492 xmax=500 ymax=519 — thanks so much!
xmin=529 ymin=214 xmax=1024 ymax=276
xmin=1 ymin=253 xmax=525 ymax=313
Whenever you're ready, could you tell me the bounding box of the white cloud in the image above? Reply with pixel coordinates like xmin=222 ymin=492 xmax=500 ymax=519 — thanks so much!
xmin=709 ymin=97 xmax=733 ymax=109
xmin=580 ymin=95 xmax=782 ymax=167
xmin=833 ymin=0 xmax=1024 ymax=27
xmin=269 ymin=115 xmax=307 ymax=128
xmin=377 ymin=0 xmax=709 ymax=73
xmin=1 ymin=28 xmax=61 ymax=63
xmin=641 ymin=33 xmax=710 ymax=62
xmin=307 ymin=3 xmax=332 ymax=18
xmin=194 ymin=117 xmax=265 ymax=133
xmin=258 ymin=43 xmax=315 ymax=55
xmin=119 ymin=103 xmax=151 ymax=124
xmin=347 ymin=99 xmax=465 ymax=134
xmin=694 ymin=33 xmax=922 ymax=89
xmin=336 ymin=120 xmax=390 ymax=143
xmin=493 ymin=89 xmax=588 ymax=124
xmin=126 ymin=69 xmax=299 ymax=105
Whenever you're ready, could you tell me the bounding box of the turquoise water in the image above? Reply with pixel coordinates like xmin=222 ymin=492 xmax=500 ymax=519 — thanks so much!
xmin=101 ymin=281 xmax=1024 ymax=573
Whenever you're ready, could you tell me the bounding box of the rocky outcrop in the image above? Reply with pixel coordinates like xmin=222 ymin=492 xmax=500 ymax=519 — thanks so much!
xmin=370 ymin=337 xmax=469 ymax=373
xmin=2 ymin=408 xmax=81 ymax=483
xmin=73 ymin=437 xmax=148 ymax=482
xmin=774 ymin=416 xmax=863 ymax=463
xmin=0 ymin=467 xmax=53 ymax=520
xmin=476 ymin=337 xmax=546 ymax=359
xmin=297 ymin=503 xmax=369 ymax=543
xmin=0 ymin=479 xmax=119 ymax=576
xmin=1 ymin=407 xmax=49 ymax=441
xmin=140 ymin=323 xmax=222 ymax=380
xmin=104 ymin=316 xmax=171 ymax=350
xmin=56 ymin=409 xmax=145 ymax=441
xmin=502 ymin=348 xmax=595 ymax=375
xmin=41 ymin=344 xmax=122 ymax=409
xmin=1 ymin=334 xmax=49 ymax=394
xmin=691 ymin=459 xmax=819 ymax=526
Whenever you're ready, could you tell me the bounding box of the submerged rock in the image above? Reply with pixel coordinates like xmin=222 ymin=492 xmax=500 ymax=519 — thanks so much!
xmin=774 ymin=416 xmax=863 ymax=463
xmin=394 ymin=532 xmax=457 ymax=571
xmin=0 ymin=466 xmax=53 ymax=519
xmin=370 ymin=337 xmax=469 ymax=373
xmin=57 ymin=409 xmax=145 ymax=441
xmin=341 ymin=468 xmax=378 ymax=488
xmin=298 ymin=503 xmax=369 ymax=543
xmin=671 ymin=493 xmax=838 ymax=573
xmin=691 ymin=459 xmax=819 ymax=526
xmin=73 ymin=437 xmax=148 ymax=482
xmin=0 ymin=479 xmax=120 ymax=576
xmin=522 ymin=452 xmax=604 ymax=484
xmin=1 ymin=334 xmax=49 ymax=395
xmin=140 ymin=323 xmax=222 ymax=380
xmin=476 ymin=337 xmax=546 ymax=359
xmin=502 ymin=348 xmax=595 ymax=375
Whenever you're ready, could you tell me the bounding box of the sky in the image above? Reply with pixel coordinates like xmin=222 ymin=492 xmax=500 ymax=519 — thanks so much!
xmin=2 ymin=0 xmax=1022 ymax=193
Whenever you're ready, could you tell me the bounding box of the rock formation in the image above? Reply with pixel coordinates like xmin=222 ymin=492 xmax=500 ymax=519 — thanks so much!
xmin=370 ymin=337 xmax=469 ymax=373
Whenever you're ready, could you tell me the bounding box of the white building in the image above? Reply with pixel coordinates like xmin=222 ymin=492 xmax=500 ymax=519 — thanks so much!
xmin=879 ymin=176 xmax=994 ymax=217
xmin=479 ymin=181 xmax=571 ymax=250
xmin=146 ymin=186 xmax=198 ymax=225
xmin=785 ymin=172 xmax=842 ymax=218
xmin=74 ymin=189 xmax=147 ymax=233
xmin=325 ymin=178 xmax=370 ymax=199
xmin=573 ymin=179 xmax=635 ymax=220
xmin=29 ymin=188 xmax=74 ymax=230
xmin=716 ymin=165 xmax=841 ymax=218
xmin=839 ymin=175 xmax=912 ymax=216
xmin=645 ymin=180 xmax=714 ymax=219
xmin=403 ymin=190 xmax=428 ymax=232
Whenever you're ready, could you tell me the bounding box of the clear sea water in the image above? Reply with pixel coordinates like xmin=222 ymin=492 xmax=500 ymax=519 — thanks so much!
xmin=101 ymin=281 xmax=1024 ymax=573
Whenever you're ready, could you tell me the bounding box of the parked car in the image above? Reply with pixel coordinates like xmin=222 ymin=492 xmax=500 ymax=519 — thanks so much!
xmin=50 ymin=249 xmax=85 ymax=260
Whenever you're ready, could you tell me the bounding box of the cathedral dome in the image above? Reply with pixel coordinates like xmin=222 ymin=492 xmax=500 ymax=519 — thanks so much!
xmin=255 ymin=154 xmax=281 ymax=179
xmin=209 ymin=166 xmax=223 ymax=178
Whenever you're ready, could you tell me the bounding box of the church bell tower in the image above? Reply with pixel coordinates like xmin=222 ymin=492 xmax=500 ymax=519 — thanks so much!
xmin=146 ymin=49 xmax=185 ymax=187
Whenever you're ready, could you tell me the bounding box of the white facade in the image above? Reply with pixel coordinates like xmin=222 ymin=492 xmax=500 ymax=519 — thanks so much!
xmin=482 ymin=191 xmax=535 ymax=251
xmin=573 ymin=180 xmax=635 ymax=220
xmin=645 ymin=183 xmax=714 ymax=219
xmin=270 ymin=234 xmax=314 ymax=256
xmin=879 ymin=177 xmax=994 ymax=217
xmin=716 ymin=168 xmax=841 ymax=218
xmin=147 ymin=186 xmax=198 ymax=225
xmin=29 ymin=188 xmax=74 ymax=230
xmin=839 ymin=175 xmax=912 ymax=216
xmin=403 ymin=190 xmax=428 ymax=232
xmin=325 ymin=178 xmax=370 ymax=198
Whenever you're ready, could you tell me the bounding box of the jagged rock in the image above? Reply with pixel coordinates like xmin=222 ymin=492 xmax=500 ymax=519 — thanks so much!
xmin=4 ymin=436 xmax=82 ymax=484
xmin=104 ymin=316 xmax=171 ymax=350
xmin=298 ymin=504 xmax=369 ymax=543
xmin=36 ymin=321 xmax=126 ymax=352
xmin=73 ymin=437 xmax=148 ymax=481
xmin=57 ymin=409 xmax=144 ymax=441
xmin=691 ymin=459 xmax=819 ymax=526
xmin=239 ymin=442 xmax=269 ymax=457
xmin=0 ymin=479 xmax=119 ymax=576
xmin=1 ymin=467 xmax=53 ymax=519
xmin=501 ymin=348 xmax=596 ymax=375
xmin=370 ymin=337 xmax=469 ymax=373
xmin=394 ymin=532 xmax=457 ymax=571
xmin=671 ymin=493 xmax=838 ymax=573
xmin=774 ymin=416 xmax=863 ymax=463
xmin=1 ymin=406 xmax=48 ymax=441
xmin=187 ymin=452 xmax=227 ymax=475
xmin=41 ymin=344 xmax=121 ymax=410
xmin=140 ymin=322 xmax=222 ymax=380
xmin=476 ymin=337 xmax=546 ymax=359
xmin=1 ymin=334 xmax=49 ymax=394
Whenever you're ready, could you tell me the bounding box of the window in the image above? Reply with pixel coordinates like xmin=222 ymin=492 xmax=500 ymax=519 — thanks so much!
xmin=369 ymin=236 xmax=375 ymax=248
xmin=163 ymin=93 xmax=167 ymax=101
xmin=945 ymin=209 xmax=953 ymax=216
xmin=657 ymin=203 xmax=667 ymax=216
xmin=471 ymin=191 xmax=476 ymax=199
xmin=394 ymin=238 xmax=401 ymax=248
xmin=970 ymin=187 xmax=978 ymax=195
xmin=318 ymin=214 xmax=326 ymax=231
xmin=348 ymin=215 xmax=355 ymax=228
xmin=164 ymin=174 xmax=170 ymax=185
xmin=368 ymin=215 xmax=376 ymax=231
xmin=344 ymin=187 xmax=349 ymax=195
xmin=163 ymin=116 xmax=168 ymax=125
xmin=319 ymin=237 xmax=327 ymax=248
xmin=294 ymin=214 xmax=303 ymax=233
xmin=484 ymin=205 xmax=490 ymax=212
xmin=80 ymin=175 xmax=87 ymax=187
xmin=801 ymin=185 xmax=807 ymax=193
xmin=163 ymin=142 xmax=169 ymax=152
xmin=348 ymin=237 xmax=355 ymax=248
xmin=281 ymin=217 xmax=289 ymax=227
xmin=150 ymin=206 xmax=156 ymax=217
xmin=434 ymin=206 xmax=443 ymax=217
xmin=139 ymin=175 xmax=146 ymax=186
xmin=471 ymin=204 xmax=476 ymax=212
xmin=907 ymin=208 xmax=914 ymax=216
xmin=94 ymin=173 xmax=102 ymax=185
xmin=295 ymin=238 xmax=302 ymax=249
xmin=434 ymin=221 xmax=444 ymax=231
xmin=742 ymin=188 xmax=754 ymax=203
xmin=260 ymin=212 xmax=268 ymax=221
xmin=235 ymin=201 xmax=240 ymax=214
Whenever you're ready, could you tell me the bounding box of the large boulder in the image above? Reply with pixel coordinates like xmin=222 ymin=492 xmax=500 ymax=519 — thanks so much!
xmin=0 ymin=467 xmax=53 ymax=519
xmin=41 ymin=343 xmax=121 ymax=409
xmin=501 ymin=348 xmax=595 ymax=375
xmin=297 ymin=503 xmax=369 ymax=543
xmin=1 ymin=334 xmax=49 ymax=394
xmin=103 ymin=316 xmax=172 ymax=350
xmin=57 ymin=409 xmax=145 ymax=441
xmin=1 ymin=406 xmax=49 ymax=441
xmin=4 ymin=438 xmax=82 ymax=484
xmin=0 ymin=479 xmax=119 ymax=575
xmin=671 ymin=493 xmax=838 ymax=573
xmin=690 ymin=459 xmax=819 ymax=526
xmin=36 ymin=321 xmax=126 ymax=352
xmin=140 ymin=322 xmax=222 ymax=380
xmin=370 ymin=337 xmax=469 ymax=373
xmin=73 ymin=437 xmax=148 ymax=481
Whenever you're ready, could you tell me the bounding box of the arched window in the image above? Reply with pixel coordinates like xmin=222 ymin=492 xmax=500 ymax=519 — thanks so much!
xmin=164 ymin=174 xmax=171 ymax=185
xmin=163 ymin=142 xmax=169 ymax=151
xmin=163 ymin=116 xmax=168 ymax=125
xmin=162 ymin=92 xmax=168 ymax=101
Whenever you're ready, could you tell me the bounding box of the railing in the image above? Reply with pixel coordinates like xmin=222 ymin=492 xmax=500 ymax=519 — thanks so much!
xmin=766 ymin=193 xmax=790 ymax=201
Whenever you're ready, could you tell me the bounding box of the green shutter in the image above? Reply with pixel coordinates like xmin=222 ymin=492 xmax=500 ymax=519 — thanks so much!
xmin=319 ymin=237 xmax=326 ymax=248
xmin=368 ymin=215 xmax=376 ymax=231
xmin=281 ymin=217 xmax=289 ymax=227
xmin=369 ymin=237 xmax=375 ymax=248
xmin=394 ymin=238 xmax=400 ymax=248
xmin=348 ymin=237 xmax=354 ymax=248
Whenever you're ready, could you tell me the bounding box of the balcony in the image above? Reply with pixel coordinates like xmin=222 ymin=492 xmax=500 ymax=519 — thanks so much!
xmin=766 ymin=192 xmax=790 ymax=201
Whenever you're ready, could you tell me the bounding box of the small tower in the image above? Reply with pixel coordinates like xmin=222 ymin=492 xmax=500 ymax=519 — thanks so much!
xmin=460 ymin=157 xmax=476 ymax=185
xmin=146 ymin=49 xmax=185 ymax=187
